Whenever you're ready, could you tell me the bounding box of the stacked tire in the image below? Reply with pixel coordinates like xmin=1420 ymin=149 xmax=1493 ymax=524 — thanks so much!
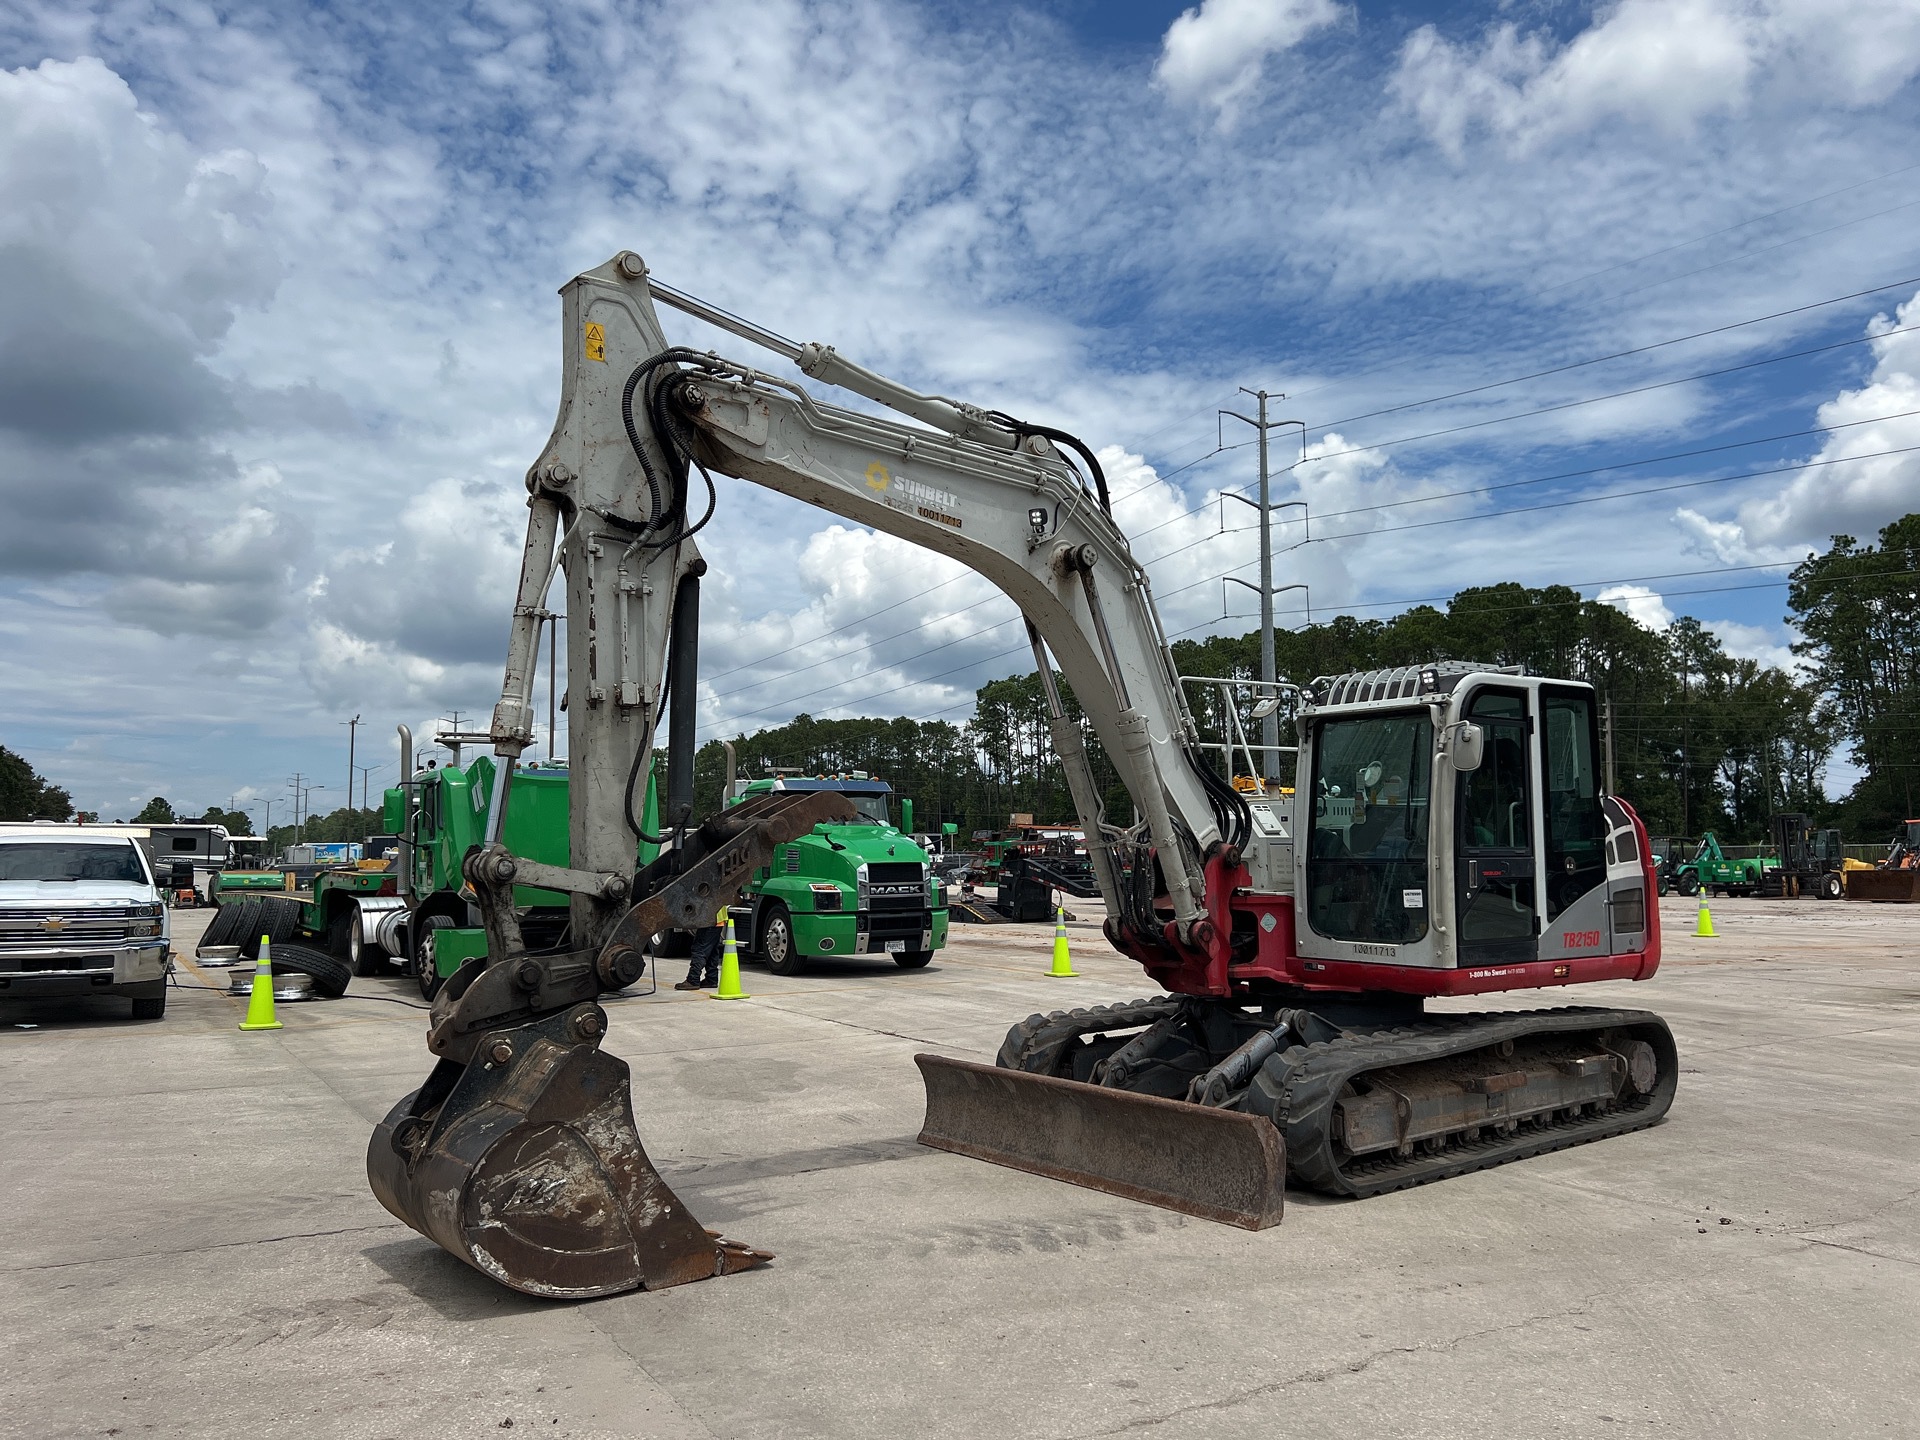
xmin=237 ymin=898 xmax=350 ymax=998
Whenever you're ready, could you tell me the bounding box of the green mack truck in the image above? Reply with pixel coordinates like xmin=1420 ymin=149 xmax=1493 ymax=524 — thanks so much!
xmin=726 ymin=775 xmax=949 ymax=974
xmin=199 ymin=745 xmax=661 ymax=1000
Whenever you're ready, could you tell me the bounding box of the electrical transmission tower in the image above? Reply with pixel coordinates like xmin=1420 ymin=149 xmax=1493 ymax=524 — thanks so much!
xmin=1219 ymin=388 xmax=1308 ymax=784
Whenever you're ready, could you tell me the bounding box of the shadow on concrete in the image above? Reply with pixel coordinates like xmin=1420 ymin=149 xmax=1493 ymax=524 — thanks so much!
xmin=361 ymin=1237 xmax=557 ymax=1320
xmin=664 ymin=1133 xmax=934 ymax=1191
xmin=0 ymin=994 xmax=155 ymax=1030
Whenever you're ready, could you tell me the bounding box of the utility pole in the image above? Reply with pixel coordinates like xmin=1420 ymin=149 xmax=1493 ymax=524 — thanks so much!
xmin=355 ymin=763 xmax=379 ymax=815
xmin=1220 ymin=389 xmax=1307 ymax=785
xmin=1603 ymin=694 xmax=1616 ymax=795
xmin=343 ymin=714 xmax=361 ymax=831
xmin=288 ymin=773 xmax=305 ymax=845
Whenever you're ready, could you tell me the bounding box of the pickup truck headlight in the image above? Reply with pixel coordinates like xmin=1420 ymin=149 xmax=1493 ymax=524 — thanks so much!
xmin=130 ymin=920 xmax=162 ymax=936
xmin=809 ymin=883 xmax=844 ymax=912
xmin=134 ymin=902 xmax=164 ymax=918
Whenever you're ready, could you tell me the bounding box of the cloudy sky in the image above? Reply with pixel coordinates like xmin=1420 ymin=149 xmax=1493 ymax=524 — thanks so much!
xmin=2 ymin=0 xmax=1918 ymax=823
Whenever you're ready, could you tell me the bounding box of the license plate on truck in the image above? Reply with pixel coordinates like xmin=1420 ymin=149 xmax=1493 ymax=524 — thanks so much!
xmin=885 ymin=939 xmax=905 ymax=953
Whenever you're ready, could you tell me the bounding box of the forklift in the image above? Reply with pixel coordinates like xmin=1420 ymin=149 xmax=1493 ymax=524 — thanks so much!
xmin=1758 ymin=813 xmax=1846 ymax=899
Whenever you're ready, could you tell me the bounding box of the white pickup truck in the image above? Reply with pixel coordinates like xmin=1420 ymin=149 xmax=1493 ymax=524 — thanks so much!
xmin=0 ymin=826 xmax=172 ymax=1019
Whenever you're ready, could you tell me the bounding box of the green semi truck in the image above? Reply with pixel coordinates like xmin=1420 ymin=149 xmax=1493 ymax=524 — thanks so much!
xmin=200 ymin=750 xmax=662 ymax=999
xmin=724 ymin=775 xmax=950 ymax=974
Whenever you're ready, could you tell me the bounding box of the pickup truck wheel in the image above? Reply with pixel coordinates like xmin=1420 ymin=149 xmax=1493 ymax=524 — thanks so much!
xmin=760 ymin=904 xmax=804 ymax=976
xmin=131 ymin=993 xmax=166 ymax=1020
xmin=415 ymin=915 xmax=451 ymax=1000
xmin=894 ymin=950 xmax=933 ymax=969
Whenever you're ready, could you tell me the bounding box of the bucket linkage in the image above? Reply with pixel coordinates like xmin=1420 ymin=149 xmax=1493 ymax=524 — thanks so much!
xmin=368 ymin=790 xmax=852 ymax=1299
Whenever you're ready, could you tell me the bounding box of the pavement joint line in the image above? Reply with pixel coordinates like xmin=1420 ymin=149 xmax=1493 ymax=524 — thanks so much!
xmin=1 ymin=1220 xmax=410 ymax=1276
xmin=746 ymin=999 xmax=986 ymax=1051
xmin=1071 ymin=1297 xmax=1603 ymax=1437
xmin=1531 ymin=1174 xmax=1920 ymax=1259
xmin=579 ymin=1308 xmax=722 ymax=1440
xmin=1779 ymin=1233 xmax=1917 ymax=1267
xmin=176 ymin=949 xmax=242 ymax=1006
xmin=1677 ymin=1020 xmax=1920 ymax=1057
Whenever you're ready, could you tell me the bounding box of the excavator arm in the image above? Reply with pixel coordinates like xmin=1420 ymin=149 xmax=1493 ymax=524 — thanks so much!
xmin=368 ymin=251 xmax=1256 ymax=1296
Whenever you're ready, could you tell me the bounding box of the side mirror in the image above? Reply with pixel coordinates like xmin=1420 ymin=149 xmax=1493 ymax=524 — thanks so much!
xmin=1451 ymin=722 xmax=1485 ymax=772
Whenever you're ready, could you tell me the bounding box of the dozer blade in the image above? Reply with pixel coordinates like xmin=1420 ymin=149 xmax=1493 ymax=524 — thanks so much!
xmin=1847 ymin=869 xmax=1920 ymax=902
xmin=370 ymin=1007 xmax=769 ymax=1299
xmin=915 ymin=1054 xmax=1285 ymax=1229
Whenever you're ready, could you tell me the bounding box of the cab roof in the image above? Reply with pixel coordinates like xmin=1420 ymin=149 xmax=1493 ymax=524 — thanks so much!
xmin=753 ymin=777 xmax=892 ymax=795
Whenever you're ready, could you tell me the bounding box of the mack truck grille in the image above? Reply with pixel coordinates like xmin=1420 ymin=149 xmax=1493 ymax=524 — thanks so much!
xmin=865 ymin=862 xmax=926 ymax=912
xmin=864 ymin=910 xmax=927 ymax=939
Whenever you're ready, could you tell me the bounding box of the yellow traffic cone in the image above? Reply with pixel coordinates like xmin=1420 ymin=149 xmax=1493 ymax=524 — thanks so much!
xmin=1047 ymin=904 xmax=1078 ymax=977
xmin=1695 ymin=895 xmax=1716 ymax=938
xmin=712 ymin=916 xmax=750 ymax=1000
xmin=238 ymin=936 xmax=283 ymax=1031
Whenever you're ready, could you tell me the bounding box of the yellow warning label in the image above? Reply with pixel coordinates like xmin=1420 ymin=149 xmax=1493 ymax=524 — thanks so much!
xmin=865 ymin=462 xmax=891 ymax=492
xmin=584 ymin=321 xmax=606 ymax=362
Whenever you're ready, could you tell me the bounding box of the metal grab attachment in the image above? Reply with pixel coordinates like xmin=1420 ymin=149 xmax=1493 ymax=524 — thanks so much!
xmin=915 ymin=1054 xmax=1285 ymax=1230
xmin=369 ymin=787 xmax=855 ymax=1299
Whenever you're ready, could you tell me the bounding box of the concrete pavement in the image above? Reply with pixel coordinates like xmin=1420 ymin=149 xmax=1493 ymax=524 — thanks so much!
xmin=2 ymin=896 xmax=1916 ymax=1438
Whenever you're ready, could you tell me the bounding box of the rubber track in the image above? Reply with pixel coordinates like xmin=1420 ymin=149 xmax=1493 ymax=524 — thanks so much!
xmin=997 ymin=997 xmax=1184 ymax=1076
xmin=1000 ymin=999 xmax=1678 ymax=1201
xmin=1248 ymin=1006 xmax=1678 ymax=1198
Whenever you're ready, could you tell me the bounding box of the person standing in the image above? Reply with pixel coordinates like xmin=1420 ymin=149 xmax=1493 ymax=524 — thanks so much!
xmin=674 ymin=905 xmax=725 ymax=990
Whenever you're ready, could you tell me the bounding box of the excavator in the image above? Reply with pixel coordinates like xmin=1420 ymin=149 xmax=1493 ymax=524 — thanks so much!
xmin=367 ymin=251 xmax=1677 ymax=1298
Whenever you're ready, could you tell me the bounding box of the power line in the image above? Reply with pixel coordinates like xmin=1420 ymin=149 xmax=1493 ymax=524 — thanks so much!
xmin=1310 ymin=273 xmax=1920 ymax=433
xmin=1295 ymin=321 xmax=1918 ymax=467
xmin=1307 ymin=442 xmax=1920 ymax=545
xmin=1306 ymin=406 xmax=1920 ymax=526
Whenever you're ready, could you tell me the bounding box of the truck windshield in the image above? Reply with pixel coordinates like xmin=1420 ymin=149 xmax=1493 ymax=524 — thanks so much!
xmin=1306 ymin=713 xmax=1432 ymax=944
xmin=846 ymin=794 xmax=891 ymax=825
xmin=0 ymin=842 xmax=148 ymax=883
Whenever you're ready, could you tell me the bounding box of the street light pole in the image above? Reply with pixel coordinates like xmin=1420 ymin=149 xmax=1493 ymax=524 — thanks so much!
xmin=343 ymin=714 xmax=361 ymax=834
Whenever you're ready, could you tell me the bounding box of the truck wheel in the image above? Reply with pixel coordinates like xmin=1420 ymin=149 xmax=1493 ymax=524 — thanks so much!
xmin=239 ymin=897 xmax=302 ymax=960
xmin=759 ymin=903 xmax=804 ymax=976
xmin=199 ymin=900 xmax=245 ymax=952
xmin=1677 ymin=872 xmax=1699 ymax=897
xmin=271 ymin=941 xmax=351 ymax=998
xmin=1822 ymin=873 xmax=1844 ymax=900
xmin=415 ymin=915 xmax=451 ymax=1000
xmin=347 ymin=910 xmax=388 ymax=976
xmin=326 ymin=906 xmax=354 ymax=960
xmin=894 ymin=950 xmax=933 ymax=969
xmin=131 ymin=993 xmax=167 ymax=1020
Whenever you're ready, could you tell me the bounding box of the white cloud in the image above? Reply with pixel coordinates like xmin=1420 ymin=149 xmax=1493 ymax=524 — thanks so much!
xmin=1596 ymin=583 xmax=1674 ymax=629
xmin=1707 ymin=617 xmax=1798 ymax=672
xmin=1155 ymin=0 xmax=1343 ymax=118
xmin=1393 ymin=0 xmax=1920 ymax=157
xmin=1725 ymin=289 xmax=1920 ymax=551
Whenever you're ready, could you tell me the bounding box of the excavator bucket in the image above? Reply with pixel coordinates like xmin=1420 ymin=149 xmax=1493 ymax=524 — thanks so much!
xmin=1847 ymin=868 xmax=1920 ymax=902
xmin=914 ymin=1054 xmax=1286 ymax=1229
xmin=368 ymin=789 xmax=856 ymax=1300
xmin=369 ymin=1007 xmax=770 ymax=1299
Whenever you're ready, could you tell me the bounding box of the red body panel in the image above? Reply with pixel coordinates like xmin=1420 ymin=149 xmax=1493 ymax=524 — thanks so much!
xmin=1112 ymin=798 xmax=1664 ymax=1001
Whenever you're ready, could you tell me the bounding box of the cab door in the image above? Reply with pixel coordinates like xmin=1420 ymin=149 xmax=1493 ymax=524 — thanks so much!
xmin=1455 ymin=687 xmax=1537 ymax=965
